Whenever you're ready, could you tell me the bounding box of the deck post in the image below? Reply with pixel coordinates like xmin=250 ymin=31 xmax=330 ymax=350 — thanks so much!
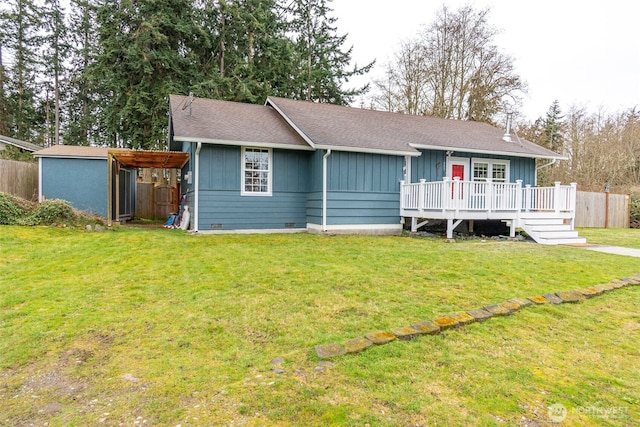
xmin=418 ymin=179 xmax=426 ymax=211
xmin=442 ymin=177 xmax=450 ymax=213
xmin=514 ymin=180 xmax=523 ymax=235
xmin=524 ymin=184 xmax=531 ymax=212
xmin=570 ymin=182 xmax=577 ymax=229
xmin=554 ymin=181 xmax=561 ymax=215
xmin=486 ymin=179 xmax=493 ymax=214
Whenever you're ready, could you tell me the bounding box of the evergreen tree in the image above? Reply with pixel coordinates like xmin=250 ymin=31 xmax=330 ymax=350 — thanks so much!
xmin=544 ymin=99 xmax=564 ymax=151
xmin=94 ymin=0 xmax=201 ymax=149
xmin=0 ymin=34 xmax=9 ymax=136
xmin=41 ymin=0 xmax=69 ymax=146
xmin=1 ymin=0 xmax=43 ymax=142
xmin=285 ymin=0 xmax=373 ymax=104
xmin=65 ymin=0 xmax=103 ymax=146
xmin=192 ymin=0 xmax=295 ymax=103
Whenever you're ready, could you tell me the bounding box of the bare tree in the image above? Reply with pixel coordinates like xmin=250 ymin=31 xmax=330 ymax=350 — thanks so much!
xmin=374 ymin=5 xmax=525 ymax=123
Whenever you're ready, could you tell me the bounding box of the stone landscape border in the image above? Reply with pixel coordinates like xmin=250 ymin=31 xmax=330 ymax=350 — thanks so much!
xmin=314 ymin=274 xmax=640 ymax=359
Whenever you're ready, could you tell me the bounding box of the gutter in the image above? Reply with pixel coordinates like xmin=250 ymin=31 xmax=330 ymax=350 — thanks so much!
xmin=409 ymin=143 xmax=566 ymax=161
xmin=322 ymin=149 xmax=332 ymax=232
xmin=194 ymin=142 xmax=202 ymax=232
xmin=536 ymin=158 xmax=557 ymax=171
xmin=534 ymin=158 xmax=556 ymax=184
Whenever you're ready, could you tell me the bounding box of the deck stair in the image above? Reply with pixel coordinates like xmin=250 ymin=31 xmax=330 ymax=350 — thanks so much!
xmin=519 ymin=218 xmax=586 ymax=245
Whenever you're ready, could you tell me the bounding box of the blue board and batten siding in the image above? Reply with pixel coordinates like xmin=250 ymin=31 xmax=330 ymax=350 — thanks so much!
xmin=40 ymin=157 xmax=108 ymax=217
xmin=184 ymin=143 xmax=536 ymax=232
xmin=193 ymin=144 xmax=310 ymax=230
xmin=185 ymin=144 xmax=405 ymax=231
xmin=411 ymin=150 xmax=536 ymax=186
xmin=307 ymin=150 xmax=405 ymax=227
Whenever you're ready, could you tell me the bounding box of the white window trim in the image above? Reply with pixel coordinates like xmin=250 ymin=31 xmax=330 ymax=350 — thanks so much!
xmin=241 ymin=147 xmax=272 ymax=196
xmin=471 ymin=158 xmax=510 ymax=182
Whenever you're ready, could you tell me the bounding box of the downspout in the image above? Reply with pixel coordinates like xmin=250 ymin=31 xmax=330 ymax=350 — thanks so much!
xmin=535 ymin=158 xmax=557 ymax=184
xmin=322 ymin=149 xmax=332 ymax=232
xmin=194 ymin=142 xmax=202 ymax=232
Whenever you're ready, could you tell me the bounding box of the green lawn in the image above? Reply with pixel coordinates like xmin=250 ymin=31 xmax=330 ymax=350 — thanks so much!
xmin=579 ymin=227 xmax=640 ymax=249
xmin=0 ymin=226 xmax=639 ymax=426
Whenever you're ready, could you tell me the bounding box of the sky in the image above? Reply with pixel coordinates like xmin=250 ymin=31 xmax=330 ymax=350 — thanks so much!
xmin=331 ymin=0 xmax=640 ymax=121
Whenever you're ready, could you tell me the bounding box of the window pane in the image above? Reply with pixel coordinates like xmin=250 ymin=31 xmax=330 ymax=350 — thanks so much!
xmin=473 ymin=163 xmax=488 ymax=180
xmin=493 ymin=164 xmax=506 ymax=182
xmin=243 ymin=148 xmax=270 ymax=194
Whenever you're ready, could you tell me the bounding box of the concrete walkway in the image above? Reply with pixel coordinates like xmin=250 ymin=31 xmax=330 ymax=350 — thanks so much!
xmin=567 ymin=244 xmax=640 ymax=258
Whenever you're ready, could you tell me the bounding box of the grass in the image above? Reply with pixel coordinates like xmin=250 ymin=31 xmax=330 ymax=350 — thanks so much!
xmin=0 ymin=226 xmax=639 ymax=426
xmin=578 ymin=227 xmax=640 ymax=248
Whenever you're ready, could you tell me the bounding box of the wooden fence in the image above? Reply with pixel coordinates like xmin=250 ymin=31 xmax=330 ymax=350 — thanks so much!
xmin=0 ymin=159 xmax=38 ymax=201
xmin=135 ymin=183 xmax=178 ymax=220
xmin=575 ymin=191 xmax=630 ymax=228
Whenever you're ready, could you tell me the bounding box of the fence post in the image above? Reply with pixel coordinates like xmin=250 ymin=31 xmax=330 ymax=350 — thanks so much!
xmin=604 ymin=183 xmax=610 ymax=228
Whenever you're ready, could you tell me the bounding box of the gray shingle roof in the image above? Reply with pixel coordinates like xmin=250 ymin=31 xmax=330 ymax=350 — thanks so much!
xmin=168 ymin=94 xmax=563 ymax=160
xmin=169 ymin=95 xmax=310 ymax=150
xmin=0 ymin=134 xmax=42 ymax=152
xmin=267 ymin=97 xmax=563 ymax=159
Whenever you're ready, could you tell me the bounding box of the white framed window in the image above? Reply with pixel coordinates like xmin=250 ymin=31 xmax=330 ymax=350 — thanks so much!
xmin=471 ymin=158 xmax=510 ymax=182
xmin=241 ymin=147 xmax=272 ymax=196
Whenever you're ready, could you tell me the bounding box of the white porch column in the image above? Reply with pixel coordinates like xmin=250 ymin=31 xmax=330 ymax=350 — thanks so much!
xmin=554 ymin=181 xmax=561 ymax=215
xmin=418 ymin=179 xmax=426 ymax=210
xmin=442 ymin=177 xmax=451 ymax=212
xmin=512 ymin=180 xmax=523 ymax=237
xmin=569 ymin=182 xmax=577 ymax=229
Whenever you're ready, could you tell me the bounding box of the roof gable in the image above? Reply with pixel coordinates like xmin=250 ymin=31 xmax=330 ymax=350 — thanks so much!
xmin=267 ymin=97 xmax=563 ymax=160
xmin=169 ymin=95 xmax=311 ymax=150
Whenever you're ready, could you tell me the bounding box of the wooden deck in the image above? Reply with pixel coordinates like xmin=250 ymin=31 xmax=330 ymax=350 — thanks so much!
xmin=400 ymin=179 xmax=585 ymax=244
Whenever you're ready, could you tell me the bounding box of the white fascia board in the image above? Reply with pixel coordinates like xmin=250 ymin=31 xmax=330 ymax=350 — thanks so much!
xmin=409 ymin=143 xmax=567 ymax=160
xmin=265 ymin=98 xmax=316 ymax=149
xmin=316 ymin=144 xmax=421 ymax=157
xmin=32 ymin=154 xmax=108 ymax=160
xmin=173 ymin=136 xmax=315 ymax=151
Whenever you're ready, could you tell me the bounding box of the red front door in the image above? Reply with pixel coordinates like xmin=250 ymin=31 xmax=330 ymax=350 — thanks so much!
xmin=452 ymin=164 xmax=464 ymax=180
xmin=451 ymin=164 xmax=465 ymax=198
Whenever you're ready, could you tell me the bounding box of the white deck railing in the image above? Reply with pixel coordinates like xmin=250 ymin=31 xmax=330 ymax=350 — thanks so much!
xmin=400 ymin=178 xmax=577 ymax=214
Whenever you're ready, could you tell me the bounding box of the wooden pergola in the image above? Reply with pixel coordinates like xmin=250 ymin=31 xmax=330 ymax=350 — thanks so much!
xmin=107 ymin=149 xmax=189 ymax=226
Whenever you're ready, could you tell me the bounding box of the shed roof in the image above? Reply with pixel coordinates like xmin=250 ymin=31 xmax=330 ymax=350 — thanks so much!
xmin=34 ymin=145 xmax=189 ymax=169
xmin=109 ymin=150 xmax=188 ymax=169
xmin=0 ymin=134 xmax=43 ymax=152
xmin=266 ymin=97 xmax=564 ymax=160
xmin=169 ymin=94 xmax=310 ymax=150
xmin=33 ymin=145 xmax=110 ymax=159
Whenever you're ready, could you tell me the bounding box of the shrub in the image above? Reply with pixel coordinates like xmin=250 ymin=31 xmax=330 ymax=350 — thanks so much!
xmin=631 ymin=194 xmax=640 ymax=229
xmin=0 ymin=192 xmax=30 ymax=225
xmin=0 ymin=192 xmax=104 ymax=227
xmin=31 ymin=199 xmax=76 ymax=225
